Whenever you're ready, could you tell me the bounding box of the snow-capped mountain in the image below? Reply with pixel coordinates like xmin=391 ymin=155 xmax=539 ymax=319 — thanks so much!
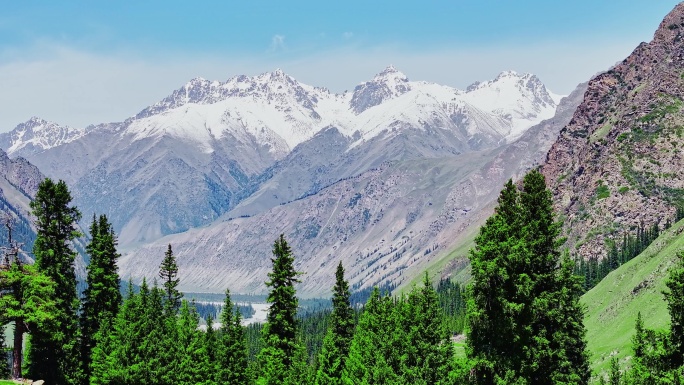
xmin=0 ymin=117 xmax=87 ymax=158
xmin=0 ymin=67 xmax=561 ymax=249
xmin=3 ymin=67 xmax=559 ymax=159
xmin=117 ymin=83 xmax=587 ymax=296
xmin=463 ymin=71 xmax=562 ymax=139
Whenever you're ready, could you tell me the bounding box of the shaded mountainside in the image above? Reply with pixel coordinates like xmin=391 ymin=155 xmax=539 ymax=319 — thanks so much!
xmin=118 ymin=83 xmax=586 ymax=296
xmin=543 ymin=2 xmax=684 ymax=259
xmin=0 ymin=149 xmax=42 ymax=252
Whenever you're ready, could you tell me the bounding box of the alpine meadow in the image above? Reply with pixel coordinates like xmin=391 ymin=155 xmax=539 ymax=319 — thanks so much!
xmin=4 ymin=2 xmax=684 ymax=385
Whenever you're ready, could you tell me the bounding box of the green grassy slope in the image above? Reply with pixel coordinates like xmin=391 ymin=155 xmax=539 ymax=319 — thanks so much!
xmin=582 ymin=220 xmax=684 ymax=376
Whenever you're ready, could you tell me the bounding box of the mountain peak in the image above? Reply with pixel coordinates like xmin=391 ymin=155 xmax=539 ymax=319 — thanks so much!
xmin=654 ymin=2 xmax=684 ymax=43
xmin=495 ymin=70 xmax=521 ymax=79
xmin=184 ymin=77 xmax=209 ymax=88
xmin=15 ymin=116 xmax=62 ymax=132
xmin=374 ymin=65 xmax=409 ymax=82
xmin=1 ymin=117 xmax=83 ymax=157
xmin=350 ymin=66 xmax=411 ymax=114
xmin=23 ymin=116 xmax=49 ymax=127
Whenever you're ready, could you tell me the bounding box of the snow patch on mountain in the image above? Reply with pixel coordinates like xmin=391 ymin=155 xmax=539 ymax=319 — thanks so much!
xmin=462 ymin=70 xmax=560 ymax=140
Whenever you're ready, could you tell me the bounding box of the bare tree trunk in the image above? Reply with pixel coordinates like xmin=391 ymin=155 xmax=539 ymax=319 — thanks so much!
xmin=12 ymin=318 xmax=24 ymax=379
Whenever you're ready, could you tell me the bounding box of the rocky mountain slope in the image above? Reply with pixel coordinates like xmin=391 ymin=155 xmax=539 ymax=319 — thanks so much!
xmin=2 ymin=67 xmax=560 ymax=247
xmin=116 ymin=83 xmax=585 ymax=296
xmin=0 ymin=149 xmax=45 ymax=260
xmin=542 ymin=2 xmax=684 ymax=259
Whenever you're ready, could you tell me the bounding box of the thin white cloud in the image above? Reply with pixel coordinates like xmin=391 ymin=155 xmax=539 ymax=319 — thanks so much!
xmin=270 ymin=34 xmax=286 ymax=51
xmin=342 ymin=32 xmax=354 ymax=39
xmin=0 ymin=37 xmax=645 ymax=131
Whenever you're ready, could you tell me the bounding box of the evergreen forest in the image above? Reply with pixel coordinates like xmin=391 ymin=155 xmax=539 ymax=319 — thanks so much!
xmin=1 ymin=171 xmax=683 ymax=384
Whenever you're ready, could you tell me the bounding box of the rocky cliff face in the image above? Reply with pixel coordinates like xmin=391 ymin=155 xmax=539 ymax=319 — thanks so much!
xmin=543 ymin=2 xmax=684 ymax=258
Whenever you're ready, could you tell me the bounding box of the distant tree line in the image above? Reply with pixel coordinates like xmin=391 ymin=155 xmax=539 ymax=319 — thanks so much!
xmin=576 ymin=220 xmax=671 ymax=292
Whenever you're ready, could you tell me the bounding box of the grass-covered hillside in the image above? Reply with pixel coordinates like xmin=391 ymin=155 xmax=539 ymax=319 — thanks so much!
xmin=583 ymin=219 xmax=684 ymax=376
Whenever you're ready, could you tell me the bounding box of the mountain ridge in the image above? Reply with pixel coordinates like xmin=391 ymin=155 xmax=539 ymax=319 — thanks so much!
xmin=0 ymin=67 xmax=561 ymax=247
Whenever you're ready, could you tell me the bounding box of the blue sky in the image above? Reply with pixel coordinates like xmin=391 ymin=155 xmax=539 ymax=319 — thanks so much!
xmin=0 ymin=1 xmax=680 ymax=130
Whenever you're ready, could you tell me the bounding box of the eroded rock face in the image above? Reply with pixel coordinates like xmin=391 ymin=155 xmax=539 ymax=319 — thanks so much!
xmin=542 ymin=3 xmax=684 ymax=259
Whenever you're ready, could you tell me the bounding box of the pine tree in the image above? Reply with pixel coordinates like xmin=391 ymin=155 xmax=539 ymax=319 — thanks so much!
xmin=0 ymin=259 xmax=56 ymax=379
xmin=80 ymin=214 xmax=122 ymax=382
xmin=665 ymin=252 xmax=684 ymax=367
xmin=466 ymin=179 xmax=523 ymax=384
xmin=175 ymin=300 xmax=205 ymax=385
xmin=159 ymin=244 xmax=182 ymax=313
xmin=90 ymin=279 xmax=175 ymax=385
xmin=204 ymin=313 xmax=218 ymax=382
xmin=342 ymin=288 xmax=399 ymax=384
xmin=315 ymin=261 xmax=355 ymax=385
xmin=519 ymin=171 xmax=590 ymax=384
xmin=257 ymin=234 xmax=302 ymax=385
xmin=217 ymin=289 xmax=249 ymax=385
xmin=466 ymin=171 xmax=590 ymax=384
xmin=609 ymin=356 xmax=621 ymax=385
xmin=90 ymin=281 xmax=144 ymax=385
xmin=405 ymin=273 xmax=453 ymax=384
xmin=27 ymin=178 xmax=82 ymax=385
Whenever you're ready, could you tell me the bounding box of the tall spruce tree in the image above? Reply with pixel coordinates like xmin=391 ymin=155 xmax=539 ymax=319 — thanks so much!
xmin=27 ymin=178 xmax=82 ymax=385
xmin=217 ymin=289 xmax=249 ymax=385
xmin=405 ymin=273 xmax=454 ymax=384
xmin=466 ymin=179 xmax=523 ymax=384
xmin=80 ymin=214 xmax=122 ymax=383
xmin=315 ymin=261 xmax=355 ymax=385
xmin=175 ymin=299 xmax=206 ymax=385
xmin=342 ymin=288 xmax=399 ymax=384
xmin=159 ymin=244 xmax=182 ymax=313
xmin=466 ymin=170 xmax=590 ymax=384
xmin=257 ymin=234 xmax=302 ymax=385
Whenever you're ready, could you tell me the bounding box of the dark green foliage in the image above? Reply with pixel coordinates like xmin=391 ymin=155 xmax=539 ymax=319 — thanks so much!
xmin=665 ymin=253 xmax=684 ymax=367
xmin=298 ymin=306 xmax=331 ymax=360
xmin=159 ymin=244 xmax=182 ymax=313
xmin=0 ymin=258 xmax=56 ymax=379
xmin=90 ymin=280 xmax=176 ymax=385
xmin=677 ymin=207 xmax=684 ymax=223
xmin=217 ymin=289 xmax=249 ymax=385
xmin=342 ymin=288 xmax=398 ymax=384
xmin=597 ymin=183 xmax=611 ymax=200
xmin=27 ymin=178 xmax=82 ymax=385
xmin=315 ymin=262 xmax=354 ymax=385
xmin=342 ymin=277 xmax=454 ymax=384
xmin=466 ymin=171 xmax=590 ymax=384
xmin=175 ymin=299 xmax=208 ymax=385
xmin=257 ymin=234 xmax=302 ymax=384
xmin=80 ymin=214 xmax=122 ymax=383
xmin=609 ymin=356 xmax=621 ymax=385
xmin=437 ymin=278 xmax=467 ymax=335
xmin=578 ymin=221 xmax=668 ymax=292
xmin=0 ymin=328 xmax=8 ymax=378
